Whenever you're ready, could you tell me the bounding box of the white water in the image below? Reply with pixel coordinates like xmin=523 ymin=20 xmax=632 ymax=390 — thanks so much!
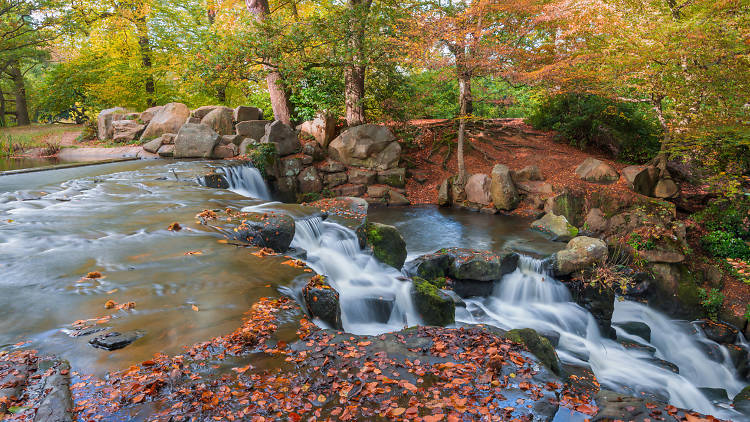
xmin=218 ymin=164 xmax=270 ymax=200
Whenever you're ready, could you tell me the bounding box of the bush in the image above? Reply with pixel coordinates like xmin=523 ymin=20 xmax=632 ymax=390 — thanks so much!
xmin=696 ymin=197 xmax=750 ymax=240
xmin=698 ymin=287 xmax=725 ymax=321
xmin=527 ymin=93 xmax=661 ymax=163
xmin=701 ymin=230 xmax=750 ymax=259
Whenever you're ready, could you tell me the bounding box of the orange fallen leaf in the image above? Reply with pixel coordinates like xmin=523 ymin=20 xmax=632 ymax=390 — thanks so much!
xmin=191 ymin=304 xmax=199 ymax=312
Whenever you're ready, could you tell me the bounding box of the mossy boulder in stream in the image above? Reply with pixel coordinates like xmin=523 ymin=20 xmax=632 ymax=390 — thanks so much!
xmin=531 ymin=213 xmax=578 ymax=242
xmin=230 ymin=211 xmax=296 ymax=253
xmin=504 ymin=328 xmax=562 ymax=376
xmin=412 ymin=277 xmax=455 ymax=327
xmin=357 ymin=222 xmax=407 ymax=270
xmin=302 ymin=275 xmax=342 ymax=330
xmin=201 ymin=172 xmax=229 ymax=189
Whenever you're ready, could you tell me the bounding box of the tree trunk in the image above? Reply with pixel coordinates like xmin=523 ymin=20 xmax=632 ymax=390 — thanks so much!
xmin=0 ymin=89 xmax=6 ymax=127
xmin=455 ymin=64 xmax=473 ymax=184
xmin=246 ymin=0 xmax=293 ymax=125
xmin=136 ymin=18 xmax=155 ymax=108
xmin=650 ymin=97 xmax=670 ymax=175
xmin=8 ymin=61 xmax=29 ymax=126
xmin=344 ymin=0 xmax=370 ymax=127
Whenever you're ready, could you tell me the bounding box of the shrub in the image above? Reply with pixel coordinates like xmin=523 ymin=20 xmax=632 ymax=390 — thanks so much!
xmin=695 ymin=197 xmax=750 ymax=240
xmin=698 ymin=288 xmax=725 ymax=321
xmin=701 ymin=230 xmax=750 ymax=259
xmin=527 ymin=93 xmax=661 ymax=163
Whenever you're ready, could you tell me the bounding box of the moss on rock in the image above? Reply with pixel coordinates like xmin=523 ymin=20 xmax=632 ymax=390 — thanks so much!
xmin=504 ymin=328 xmax=562 ymax=376
xmin=412 ymin=277 xmax=455 ymax=327
xmin=358 ymin=222 xmax=407 ymax=269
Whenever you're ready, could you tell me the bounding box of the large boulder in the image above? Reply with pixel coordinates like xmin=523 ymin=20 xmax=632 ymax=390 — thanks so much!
xmin=173 ymin=123 xmax=221 ymax=158
xmin=553 ymin=236 xmax=609 ymax=276
xmin=140 ymin=105 xmax=163 ymax=125
xmin=348 ymin=168 xmax=377 ymax=185
xmin=297 ymin=113 xmax=337 ymax=148
xmin=201 ymin=107 xmax=233 ymax=136
xmin=260 ymin=120 xmax=300 ymax=156
xmin=297 ymin=167 xmax=323 ymax=193
xmin=327 ymin=124 xmax=400 ymax=170
xmin=654 ymin=177 xmax=679 ymax=199
xmin=141 ymin=102 xmax=190 ymax=141
xmin=357 ymin=222 xmax=407 ymax=270
xmin=192 ymin=105 xmax=222 ymax=120
xmin=377 ymin=168 xmax=406 ymax=188
xmin=212 ymin=142 xmax=238 ymax=159
xmin=622 ymin=165 xmax=659 ymax=196
xmin=545 ymin=188 xmax=586 ymax=227
xmin=112 ymin=119 xmax=145 ymax=143
xmin=490 ymin=164 xmax=520 ymax=210
xmin=142 ymin=137 xmax=163 ymax=154
xmin=511 ymin=165 xmax=544 ymax=183
xmin=302 ymin=275 xmax=342 ymax=330
xmin=231 ymin=211 xmax=296 ymax=253
xmin=531 ymin=213 xmax=579 ymax=242
xmin=97 ymin=107 xmax=127 ymax=140
xmin=504 ymin=328 xmax=561 ymax=376
xmin=236 ymin=120 xmax=268 ymax=141
xmin=447 ymin=248 xmax=519 ymax=282
xmin=575 ymin=157 xmax=620 ymax=184
xmin=234 ymin=106 xmax=263 ymax=122
xmin=465 ymin=173 xmax=492 ymax=206
xmin=412 ymin=277 xmax=455 ymax=327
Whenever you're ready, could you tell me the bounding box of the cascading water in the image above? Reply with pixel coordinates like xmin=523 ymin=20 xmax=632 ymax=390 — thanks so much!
xmin=211 ymin=163 xmax=270 ymax=200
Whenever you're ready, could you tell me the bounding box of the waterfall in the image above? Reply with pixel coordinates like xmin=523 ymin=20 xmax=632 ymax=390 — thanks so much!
xmin=214 ymin=163 xmax=270 ymax=200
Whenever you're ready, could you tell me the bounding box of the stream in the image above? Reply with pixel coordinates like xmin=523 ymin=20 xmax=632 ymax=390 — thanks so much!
xmin=1 ymin=160 xmax=748 ymax=420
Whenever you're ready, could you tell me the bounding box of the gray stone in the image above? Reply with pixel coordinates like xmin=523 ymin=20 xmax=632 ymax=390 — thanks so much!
xmin=654 ymin=177 xmax=679 ymax=198
xmin=465 ymin=173 xmax=492 ymax=205
xmin=349 ymin=168 xmax=377 ymax=185
xmin=192 ymin=105 xmax=222 ymax=120
xmin=358 ymin=222 xmax=407 ymax=269
xmin=367 ymin=185 xmax=389 ymax=198
xmin=89 ymin=331 xmax=143 ymax=350
xmin=232 ymin=212 xmax=296 ymax=252
xmin=112 ymin=119 xmax=145 ymax=143
xmin=490 ymin=164 xmax=520 ymax=210
xmin=32 ymin=360 xmax=74 ymax=422
xmin=236 ymin=120 xmax=269 ymax=141
xmin=280 ymin=157 xmax=303 ymax=177
xmin=387 ymin=190 xmax=409 ymax=206
xmin=575 ymin=157 xmax=620 ymax=184
xmin=97 ymin=107 xmax=127 ymax=140
xmin=328 ymin=124 xmax=400 ymax=170
xmin=622 ymin=165 xmax=659 ymax=196
xmin=238 ymin=138 xmax=256 ymax=155
xmin=302 ymin=142 xmax=326 ymax=161
xmin=201 ymin=106 xmax=234 ymax=135
xmin=297 ymin=113 xmax=337 ymax=148
xmin=298 ymin=167 xmax=323 ymax=193
xmin=221 ymin=134 xmax=242 ymax=145
xmin=553 ymin=236 xmax=608 ymax=276
xmin=212 ymin=142 xmax=238 ymax=159
xmin=512 ymin=165 xmax=544 ymax=182
xmin=377 ymin=168 xmax=406 ymax=188
xmin=531 ymin=213 xmax=579 ymax=242
xmin=333 ymin=184 xmax=366 ymax=197
xmin=234 ymin=106 xmax=263 ymax=122
xmin=324 ymin=172 xmax=348 ymax=187
xmin=186 ymin=116 xmax=201 ymax=124
xmin=174 ymin=123 xmax=221 ymax=158
xmin=260 ymin=120 xmax=300 ymax=156
xmin=584 ymin=208 xmax=609 ymax=234
xmin=143 ymin=137 xmax=163 ymax=154
xmin=437 ymin=178 xmax=450 ymax=207
xmin=318 ymin=160 xmax=346 ymax=173
xmin=303 ymin=276 xmax=342 ymax=330
xmin=412 ymin=278 xmax=455 ymax=326
xmin=161 ymin=133 xmax=176 ymax=145
xmin=157 ymin=144 xmax=174 ymax=157
xmin=140 ymin=105 xmax=163 ymax=125
xmin=141 ymin=102 xmax=190 ymax=141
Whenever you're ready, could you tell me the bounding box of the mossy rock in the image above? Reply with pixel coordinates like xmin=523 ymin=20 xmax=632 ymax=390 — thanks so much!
xmin=549 ymin=188 xmax=586 ymax=227
xmin=734 ymin=385 xmax=750 ymax=416
xmin=412 ymin=277 xmax=455 ymax=327
xmin=248 ymin=143 xmax=278 ymax=178
xmin=404 ymin=252 xmax=454 ymax=280
xmin=504 ymin=328 xmax=562 ymax=376
xmin=358 ymin=222 xmax=407 ymax=269
xmin=230 ymin=211 xmax=296 ymax=253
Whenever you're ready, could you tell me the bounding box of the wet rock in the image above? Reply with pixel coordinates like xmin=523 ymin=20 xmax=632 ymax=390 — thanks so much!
xmin=614 ymin=321 xmax=651 ymax=342
xmin=447 ymin=248 xmax=519 ymax=281
xmin=201 ymin=106 xmax=233 ymax=136
xmin=357 ymin=222 xmax=407 ymax=270
xmin=617 ymin=339 xmax=656 ymax=355
xmin=504 ymin=328 xmax=561 ymax=376
xmin=142 ymin=137 xmax=163 ymax=154
xmin=386 ymin=190 xmax=409 ymax=206
xmin=646 ymin=357 xmax=680 ymax=373
xmin=404 ymin=252 xmax=454 ymax=281
xmin=453 ymin=279 xmax=495 ymax=298
xmin=376 ymin=168 xmax=406 ymax=188
xmin=201 ymin=172 xmax=229 ymax=189
xmin=174 ymin=123 xmax=221 ymax=158
xmin=302 ymin=276 xmax=342 ymax=330
xmin=531 ymin=213 xmax=578 ymax=242
xmin=553 ymin=236 xmax=608 ymax=276
xmin=234 ymin=106 xmax=263 ymax=122
xmin=260 ymin=120 xmax=300 ymax=156
xmin=97 ymin=107 xmax=127 ymax=140
xmin=89 ymin=330 xmax=144 ymax=351
xmin=235 ymin=120 xmax=268 ymax=141
xmin=358 ymin=295 xmax=395 ymax=324
xmin=490 ymin=164 xmax=519 ymax=210
xmin=571 ymin=282 xmax=615 ymax=339
xmin=412 ymin=277 xmax=455 ymax=326
xmin=694 ymin=320 xmax=738 ymax=344
xmin=232 ymin=212 xmax=296 ymax=252
xmin=464 ymin=173 xmax=492 ymax=206
xmin=622 ymin=165 xmax=659 ymax=196
xmin=593 ymin=389 xmax=702 ymax=421
xmin=141 ymin=102 xmax=190 ymax=141
xmin=736 ymin=386 xmax=750 ymax=416
xmin=699 ymin=387 xmax=729 ymax=403
xmin=437 ymin=178 xmax=450 ymax=207
xmin=328 ymin=124 xmax=400 ymax=170
xmin=575 ymin=157 xmax=619 ymax=184
xmin=33 ymin=359 xmax=74 ymax=422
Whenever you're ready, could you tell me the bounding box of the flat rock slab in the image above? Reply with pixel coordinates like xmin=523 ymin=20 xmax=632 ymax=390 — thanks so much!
xmin=89 ymin=330 xmax=144 ymax=351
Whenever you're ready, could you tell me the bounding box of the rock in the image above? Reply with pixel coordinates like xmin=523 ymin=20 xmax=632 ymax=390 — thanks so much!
xmin=377 ymin=168 xmax=406 ymax=188
xmin=140 ymin=105 xmax=163 ymax=125
xmin=575 ymin=157 xmax=620 ymax=184
xmin=699 ymin=387 xmax=729 ymax=403
xmin=367 ymin=185 xmax=389 ymax=198
xmin=112 ymin=119 xmax=145 ymax=143
xmin=448 ymin=248 xmax=519 ymax=282
xmin=157 ymin=144 xmax=174 ymax=157
xmin=234 ymin=106 xmax=263 ymax=122
xmin=97 ymin=107 xmax=127 ymax=140
xmin=695 ymin=320 xmax=738 ymax=344
xmin=32 ymin=359 xmax=74 ymax=422
xmin=573 ymin=282 xmax=616 ymax=338
xmin=260 ymin=120 xmax=300 ymax=156
xmin=327 ymin=124 xmax=400 ymax=170
xmin=142 ymin=137 xmax=163 ymax=154
xmin=174 ymin=123 xmax=221 ymax=158
xmin=298 ymin=167 xmax=323 ymax=193
xmin=584 ymin=208 xmax=608 ymax=234
xmin=212 ymin=142 xmax=238 ymax=159
xmin=161 ymin=133 xmax=176 ymax=145
xmin=553 ymin=236 xmax=608 ymax=276
xmin=412 ymin=277 xmax=455 ymax=326
xmin=141 ymin=102 xmax=190 ymax=141
xmin=89 ymin=330 xmax=144 ymax=351
xmin=464 ymin=173 xmax=492 ymax=205
xmin=302 ymin=276 xmax=342 ymax=330
xmin=531 ymin=213 xmax=579 ymax=242
xmin=357 ymin=222 xmax=407 ymax=269
xmin=236 ymin=120 xmax=269 ymax=141
xmin=614 ymin=321 xmax=651 ymax=342
xmin=201 ymin=107 xmax=233 ymax=135
xmin=238 ymin=138 xmax=257 ymax=156
xmin=437 ymin=179 xmax=451 ymax=207
xmin=192 ymin=105 xmax=222 ymax=119
xmin=638 ymin=248 xmax=685 ymax=264
xmin=202 ymin=173 xmax=229 ymax=189
xmin=275 ymin=176 xmax=298 ymax=198
xmin=301 ymin=142 xmax=325 ymax=161
xmin=405 ymin=253 xmax=454 ymax=281
xmin=735 ymin=386 xmax=750 ymax=416
xmin=654 ymin=177 xmax=679 ymax=198
xmin=221 ymin=134 xmax=242 ymax=145
xmin=622 ymin=165 xmax=659 ymax=196
xmin=504 ymin=328 xmax=561 ymax=375
xmin=546 ymin=188 xmax=586 ymax=227
xmin=512 ymin=165 xmax=544 ymax=182
xmin=186 ymin=116 xmax=201 ymax=124
xmin=490 ymin=164 xmax=520 ymax=210
xmin=323 ymin=172 xmax=347 ymax=187
xmin=387 ymin=190 xmax=409 ymax=206
xmin=318 ymin=160 xmax=346 ymax=173
xmin=297 ymin=113 xmax=337 ymax=148
xmin=280 ymin=157 xmax=303 ymax=177
xmin=232 ymin=212 xmax=296 ymax=253
xmin=348 ymin=168 xmax=377 ymax=185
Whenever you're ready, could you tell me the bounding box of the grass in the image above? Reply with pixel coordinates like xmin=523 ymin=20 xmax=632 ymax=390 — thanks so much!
xmin=0 ymin=124 xmax=83 ymax=157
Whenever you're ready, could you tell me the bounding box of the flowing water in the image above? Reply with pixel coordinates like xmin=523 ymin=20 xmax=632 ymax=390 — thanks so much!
xmin=1 ymin=160 xmax=747 ymax=419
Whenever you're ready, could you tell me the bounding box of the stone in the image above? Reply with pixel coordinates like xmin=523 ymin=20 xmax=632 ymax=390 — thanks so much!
xmin=238 ymin=138 xmax=256 ymax=155
xmin=437 ymin=179 xmax=451 ymax=207
xmin=112 ymin=119 xmax=145 ymax=143
xmin=157 ymin=144 xmax=174 ymax=157
xmin=186 ymin=116 xmax=201 ymax=124
xmin=584 ymin=208 xmax=609 ymax=234
xmin=192 ymin=105 xmax=222 ymax=120
xmin=328 ymin=124 xmax=400 ymax=170
xmin=212 ymin=142 xmax=238 ymax=159
xmin=297 ymin=113 xmax=337 ymax=148
xmin=348 ymin=168 xmax=377 ymax=185
xmin=303 ymin=276 xmax=342 ymax=330
xmin=161 ymin=133 xmax=176 ymax=145
xmin=574 ymin=281 xmax=616 ymax=338
xmin=515 ymin=181 xmax=553 ymax=195
xmin=232 ymin=212 xmax=296 ymax=252
xmin=32 ymin=359 xmax=74 ymax=422
xmin=280 ymin=157 xmax=303 ymax=177
xmin=97 ymin=107 xmax=127 ymax=140
xmin=324 ymin=172 xmax=348 ymax=187
xmin=89 ymin=330 xmax=143 ymax=350
xmin=367 ymin=185 xmax=389 ymax=198
xmin=546 ymin=188 xmax=586 ymax=227
xmin=143 ymin=137 xmax=163 ymax=154
xmin=512 ymin=165 xmax=544 ymax=182
xmin=297 ymin=167 xmax=323 ymax=193
xmin=201 ymin=173 xmax=229 ymax=189
xmin=504 ymin=328 xmax=561 ymax=375
xmin=615 ymin=321 xmax=651 ymax=342
xmin=654 ymin=177 xmax=679 ymax=198
xmin=235 ymin=120 xmax=269 ymax=141
xmin=404 ymin=253 xmax=453 ymax=281
xmin=357 ymin=222 xmax=408 ymax=269
xmin=260 ymin=120 xmax=300 ymax=156
xmin=200 ymin=107 xmax=234 ymax=135
xmin=275 ymin=176 xmax=298 ymax=197
xmin=377 ymin=168 xmax=406 ymax=188
xmin=464 ymin=173 xmax=492 ymax=205
xmin=553 ymin=236 xmax=609 ymax=276
xmin=221 ymin=134 xmax=242 ymax=145
xmin=174 ymin=123 xmax=221 ymax=158
xmin=412 ymin=277 xmax=455 ymax=326
xmin=490 ymin=164 xmax=520 ymax=210
xmin=622 ymin=165 xmax=659 ymax=196
xmin=695 ymin=320 xmax=738 ymax=344
xmin=333 ymin=184 xmax=366 ymax=197
xmin=387 ymin=190 xmax=410 ymax=206
xmin=234 ymin=106 xmax=263 ymax=122
xmin=531 ymin=213 xmax=579 ymax=242
xmin=302 ymin=142 xmax=326 ymax=161
xmin=575 ymin=157 xmax=620 ymax=184
xmin=448 ymin=248 xmax=519 ymax=282
xmin=140 ymin=105 xmax=163 ymax=125
xmin=318 ymin=160 xmax=346 ymax=173
xmin=141 ymin=102 xmax=190 ymax=141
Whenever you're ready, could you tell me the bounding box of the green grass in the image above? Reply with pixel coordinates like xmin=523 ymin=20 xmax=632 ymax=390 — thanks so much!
xmin=0 ymin=124 xmax=83 ymax=157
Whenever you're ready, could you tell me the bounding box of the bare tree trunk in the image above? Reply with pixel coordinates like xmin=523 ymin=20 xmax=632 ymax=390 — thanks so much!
xmin=246 ymin=0 xmax=293 ymax=125
xmin=0 ymin=89 xmax=6 ymax=127
xmin=344 ymin=0 xmax=371 ymax=126
xmin=455 ymin=64 xmax=472 ymax=184
xmin=8 ymin=61 xmax=29 ymax=126
xmin=650 ymin=97 xmax=670 ymax=175
xmin=135 ymin=18 xmax=155 ymax=108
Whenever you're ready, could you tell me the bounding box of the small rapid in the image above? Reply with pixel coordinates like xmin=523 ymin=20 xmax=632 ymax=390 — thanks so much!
xmin=203 ymin=163 xmax=270 ymax=200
